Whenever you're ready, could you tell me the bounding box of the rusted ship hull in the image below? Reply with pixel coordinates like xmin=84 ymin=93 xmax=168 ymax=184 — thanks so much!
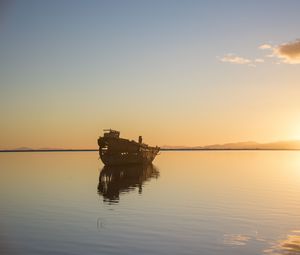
xmin=99 ymin=149 xmax=159 ymax=165
xmin=98 ymin=130 xmax=159 ymax=166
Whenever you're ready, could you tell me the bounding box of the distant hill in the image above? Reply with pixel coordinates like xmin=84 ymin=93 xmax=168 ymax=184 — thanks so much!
xmin=0 ymin=147 xmax=96 ymax=152
xmin=14 ymin=147 xmax=34 ymax=150
xmin=161 ymin=145 xmax=190 ymax=149
xmin=38 ymin=147 xmax=65 ymax=150
xmin=5 ymin=147 xmax=65 ymax=151
xmin=162 ymin=140 xmax=300 ymax=150
xmin=201 ymin=141 xmax=260 ymax=149
xmin=254 ymin=140 xmax=300 ymax=150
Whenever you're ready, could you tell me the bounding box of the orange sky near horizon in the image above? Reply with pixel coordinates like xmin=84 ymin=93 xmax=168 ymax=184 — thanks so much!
xmin=1 ymin=1 xmax=300 ymax=149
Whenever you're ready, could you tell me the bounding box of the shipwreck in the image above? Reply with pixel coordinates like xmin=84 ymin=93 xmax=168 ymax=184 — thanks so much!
xmin=98 ymin=129 xmax=160 ymax=166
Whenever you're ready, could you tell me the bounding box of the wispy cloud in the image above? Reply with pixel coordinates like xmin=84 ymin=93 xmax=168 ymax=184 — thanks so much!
xmin=258 ymin=44 xmax=272 ymax=50
xmin=219 ymin=54 xmax=251 ymax=65
xmin=255 ymin=58 xmax=264 ymax=63
xmin=219 ymin=54 xmax=262 ymax=67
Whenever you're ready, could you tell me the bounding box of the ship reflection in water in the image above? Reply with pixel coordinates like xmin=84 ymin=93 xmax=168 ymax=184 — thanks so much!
xmin=97 ymin=164 xmax=159 ymax=203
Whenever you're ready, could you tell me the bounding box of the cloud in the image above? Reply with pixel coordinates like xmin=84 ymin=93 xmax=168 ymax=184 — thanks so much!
xmin=255 ymin=58 xmax=264 ymax=63
xmin=259 ymin=39 xmax=300 ymax=64
xmin=259 ymin=44 xmax=272 ymax=50
xmin=219 ymin=54 xmax=264 ymax=67
xmin=274 ymin=39 xmax=300 ymax=64
xmin=220 ymin=54 xmax=251 ymax=64
xmin=220 ymin=39 xmax=300 ymax=66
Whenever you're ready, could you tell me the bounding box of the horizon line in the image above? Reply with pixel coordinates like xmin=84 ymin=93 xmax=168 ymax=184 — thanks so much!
xmin=2 ymin=148 xmax=300 ymax=153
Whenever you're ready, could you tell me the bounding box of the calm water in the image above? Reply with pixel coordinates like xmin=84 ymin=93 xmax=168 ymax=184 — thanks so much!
xmin=1 ymin=151 xmax=300 ymax=255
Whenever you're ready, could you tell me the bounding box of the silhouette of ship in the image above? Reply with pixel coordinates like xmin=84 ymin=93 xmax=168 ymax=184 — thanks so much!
xmin=98 ymin=129 xmax=160 ymax=166
xmin=98 ymin=164 xmax=159 ymax=203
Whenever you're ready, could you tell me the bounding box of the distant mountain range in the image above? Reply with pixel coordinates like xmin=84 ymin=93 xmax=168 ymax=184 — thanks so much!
xmin=2 ymin=140 xmax=300 ymax=152
xmin=162 ymin=140 xmax=300 ymax=150
xmin=0 ymin=147 xmax=86 ymax=152
xmin=13 ymin=147 xmax=65 ymax=150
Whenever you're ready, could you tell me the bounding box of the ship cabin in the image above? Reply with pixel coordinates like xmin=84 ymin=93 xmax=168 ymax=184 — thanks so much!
xmin=103 ymin=129 xmax=120 ymax=139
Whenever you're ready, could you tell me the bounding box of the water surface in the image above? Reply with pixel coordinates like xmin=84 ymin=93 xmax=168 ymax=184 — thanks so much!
xmin=1 ymin=151 xmax=300 ymax=254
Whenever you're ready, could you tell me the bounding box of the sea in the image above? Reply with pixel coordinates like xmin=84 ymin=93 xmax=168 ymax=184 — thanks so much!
xmin=1 ymin=151 xmax=300 ymax=255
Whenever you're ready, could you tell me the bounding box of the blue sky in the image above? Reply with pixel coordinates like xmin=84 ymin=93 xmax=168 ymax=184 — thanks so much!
xmin=1 ymin=0 xmax=300 ymax=148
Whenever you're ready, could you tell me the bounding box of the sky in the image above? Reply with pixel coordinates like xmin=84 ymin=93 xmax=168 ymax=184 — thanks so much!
xmin=1 ymin=0 xmax=300 ymax=149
